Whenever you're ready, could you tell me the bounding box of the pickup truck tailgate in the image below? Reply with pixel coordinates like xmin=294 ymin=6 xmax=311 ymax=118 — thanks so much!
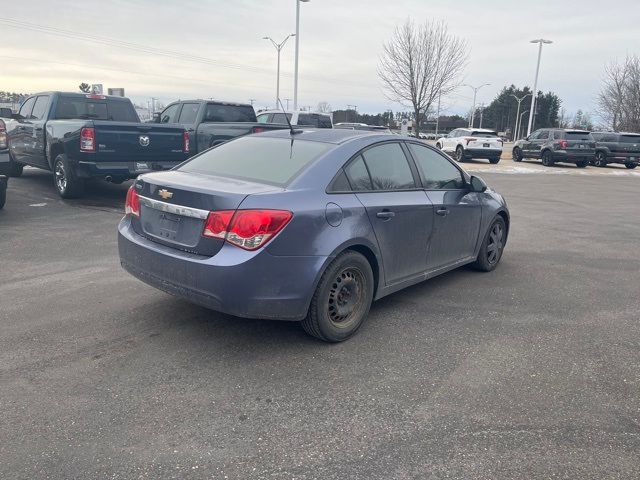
xmin=94 ymin=121 xmax=186 ymax=162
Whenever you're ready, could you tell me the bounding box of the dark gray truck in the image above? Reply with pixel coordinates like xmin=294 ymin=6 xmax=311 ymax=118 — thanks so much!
xmin=154 ymin=100 xmax=288 ymax=155
xmin=6 ymin=92 xmax=189 ymax=198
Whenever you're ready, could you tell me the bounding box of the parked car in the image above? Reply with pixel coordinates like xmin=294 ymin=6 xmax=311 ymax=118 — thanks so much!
xmin=334 ymin=123 xmax=391 ymax=133
xmin=512 ymin=129 xmax=595 ymax=167
xmin=0 ymin=109 xmax=18 ymax=153
xmin=156 ymin=100 xmax=289 ymax=155
xmin=118 ymin=129 xmax=509 ymax=342
xmin=591 ymin=132 xmax=640 ymax=169
xmin=5 ymin=92 xmax=190 ymax=198
xmin=0 ymin=154 xmax=8 ymax=209
xmin=435 ymin=128 xmax=503 ymax=164
xmin=257 ymin=110 xmax=333 ymax=128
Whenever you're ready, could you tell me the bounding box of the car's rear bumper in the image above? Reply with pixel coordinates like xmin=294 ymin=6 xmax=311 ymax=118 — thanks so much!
xmin=599 ymin=154 xmax=639 ymax=165
xmin=552 ymin=150 xmax=595 ymax=163
xmin=75 ymin=160 xmax=183 ymax=179
xmin=465 ymin=147 xmax=502 ymax=158
xmin=118 ymin=217 xmax=326 ymax=321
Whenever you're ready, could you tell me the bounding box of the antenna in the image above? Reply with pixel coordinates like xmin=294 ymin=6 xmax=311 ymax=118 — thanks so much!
xmin=277 ymin=99 xmax=302 ymax=135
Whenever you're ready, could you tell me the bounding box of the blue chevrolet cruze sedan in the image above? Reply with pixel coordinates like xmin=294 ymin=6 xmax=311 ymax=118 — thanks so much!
xmin=118 ymin=129 xmax=509 ymax=342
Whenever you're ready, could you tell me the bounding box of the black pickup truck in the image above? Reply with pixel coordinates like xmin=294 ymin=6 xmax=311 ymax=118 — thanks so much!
xmin=155 ymin=100 xmax=288 ymax=155
xmin=6 ymin=92 xmax=189 ymax=198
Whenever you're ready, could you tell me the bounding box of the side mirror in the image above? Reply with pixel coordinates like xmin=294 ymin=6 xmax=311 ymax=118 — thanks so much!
xmin=469 ymin=175 xmax=487 ymax=193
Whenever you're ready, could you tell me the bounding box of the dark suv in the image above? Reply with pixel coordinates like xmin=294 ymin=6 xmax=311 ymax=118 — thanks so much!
xmin=513 ymin=129 xmax=595 ymax=167
xmin=591 ymin=132 xmax=640 ymax=169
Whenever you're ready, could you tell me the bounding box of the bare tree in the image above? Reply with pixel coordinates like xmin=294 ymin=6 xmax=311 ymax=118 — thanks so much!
xmin=597 ymin=55 xmax=640 ymax=132
xmin=317 ymin=101 xmax=332 ymax=113
xmin=378 ymin=19 xmax=468 ymax=136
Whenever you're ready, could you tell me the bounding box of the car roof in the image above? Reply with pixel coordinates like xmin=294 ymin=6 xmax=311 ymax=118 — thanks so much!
xmin=28 ymin=91 xmax=131 ymax=101
xmin=560 ymin=129 xmax=591 ymax=133
xmin=258 ymin=110 xmax=330 ymax=115
xmin=468 ymin=128 xmax=496 ymax=132
xmin=257 ymin=128 xmax=401 ymax=144
xmin=173 ymin=99 xmax=253 ymax=107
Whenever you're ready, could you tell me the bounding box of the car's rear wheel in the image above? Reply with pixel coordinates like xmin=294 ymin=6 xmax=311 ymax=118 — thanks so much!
xmin=625 ymin=163 xmax=637 ymax=169
xmin=455 ymin=146 xmax=465 ymax=162
xmin=512 ymin=147 xmax=523 ymax=162
xmin=471 ymin=216 xmax=506 ymax=272
xmin=489 ymin=157 xmax=500 ymax=164
xmin=0 ymin=179 xmax=6 ymax=209
xmin=301 ymin=251 xmax=374 ymax=342
xmin=7 ymin=150 xmax=23 ymax=177
xmin=576 ymin=160 xmax=589 ymax=168
xmin=594 ymin=151 xmax=607 ymax=167
xmin=53 ymin=155 xmax=85 ymax=198
xmin=541 ymin=150 xmax=554 ymax=167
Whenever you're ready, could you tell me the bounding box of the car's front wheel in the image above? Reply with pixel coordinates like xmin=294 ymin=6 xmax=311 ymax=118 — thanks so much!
xmin=576 ymin=160 xmax=589 ymax=168
xmin=512 ymin=147 xmax=523 ymax=162
xmin=471 ymin=216 xmax=506 ymax=272
xmin=455 ymin=146 xmax=465 ymax=162
xmin=53 ymin=155 xmax=85 ymax=198
xmin=301 ymin=251 xmax=374 ymax=342
xmin=489 ymin=157 xmax=500 ymax=164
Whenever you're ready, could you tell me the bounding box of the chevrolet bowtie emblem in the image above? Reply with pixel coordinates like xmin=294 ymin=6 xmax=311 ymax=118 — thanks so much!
xmin=158 ymin=189 xmax=173 ymax=200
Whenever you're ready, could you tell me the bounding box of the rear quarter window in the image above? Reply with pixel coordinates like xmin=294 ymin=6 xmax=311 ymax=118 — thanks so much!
xmin=565 ymin=132 xmax=592 ymax=141
xmin=178 ymin=136 xmax=331 ymax=186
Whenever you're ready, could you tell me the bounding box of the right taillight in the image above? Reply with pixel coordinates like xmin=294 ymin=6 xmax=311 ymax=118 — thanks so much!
xmin=202 ymin=209 xmax=292 ymax=250
xmin=0 ymin=119 xmax=6 ymax=149
xmin=80 ymin=127 xmax=96 ymax=152
xmin=183 ymin=131 xmax=190 ymax=153
xmin=125 ymin=186 xmax=140 ymax=217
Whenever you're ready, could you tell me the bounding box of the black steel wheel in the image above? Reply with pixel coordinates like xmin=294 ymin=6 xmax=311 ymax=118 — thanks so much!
xmin=302 ymin=251 xmax=374 ymax=342
xmin=7 ymin=149 xmax=23 ymax=177
xmin=576 ymin=160 xmax=589 ymax=168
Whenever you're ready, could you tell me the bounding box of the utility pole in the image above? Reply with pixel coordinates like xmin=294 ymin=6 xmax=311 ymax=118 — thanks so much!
xmin=283 ymin=98 xmax=292 ymax=110
xmin=347 ymin=104 xmax=357 ymax=123
xmin=249 ymin=99 xmax=256 ymax=106
xmin=294 ymin=0 xmax=310 ymax=111
xmin=526 ymin=39 xmax=553 ymax=136
xmin=478 ymin=103 xmax=485 ymax=128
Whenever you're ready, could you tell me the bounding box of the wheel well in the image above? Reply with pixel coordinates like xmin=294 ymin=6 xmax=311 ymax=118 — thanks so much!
xmin=48 ymin=143 xmax=65 ymax=169
xmin=497 ymin=211 xmax=510 ymax=244
xmin=345 ymin=245 xmax=380 ymax=296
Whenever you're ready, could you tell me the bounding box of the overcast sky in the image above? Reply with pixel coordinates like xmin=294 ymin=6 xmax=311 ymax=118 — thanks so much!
xmin=1 ymin=0 xmax=638 ymax=117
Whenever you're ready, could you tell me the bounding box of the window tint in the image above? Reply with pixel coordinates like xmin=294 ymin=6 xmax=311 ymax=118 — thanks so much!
xmin=591 ymin=133 xmax=604 ymax=141
xmin=361 ymin=143 xmax=415 ymax=190
xmin=179 ymin=136 xmax=331 ymax=186
xmin=345 ymin=155 xmax=372 ymax=191
xmin=528 ymin=130 xmax=542 ymax=140
xmin=106 ymin=101 xmax=139 ymax=122
xmin=53 ymin=97 xmax=138 ymax=121
xmin=317 ymin=115 xmax=332 ymax=128
xmin=160 ymin=104 xmax=180 ymax=123
xmin=328 ymin=170 xmax=351 ymax=192
xmin=471 ymin=130 xmax=498 ymax=138
xmin=408 ymin=143 xmax=465 ymax=190
xmin=30 ymin=96 xmax=49 ymax=120
xmin=537 ymin=130 xmax=550 ymax=140
xmin=256 ymin=113 xmax=269 ymax=123
xmin=178 ymin=103 xmax=199 ymax=123
xmin=19 ymin=97 xmax=36 ymax=117
xmin=203 ymin=104 xmax=256 ymax=122
xmin=565 ymin=131 xmax=592 ymax=140
xmin=271 ymin=113 xmax=292 ymax=124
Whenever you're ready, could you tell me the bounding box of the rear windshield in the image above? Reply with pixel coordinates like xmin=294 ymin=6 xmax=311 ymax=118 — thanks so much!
xmin=178 ymin=136 xmax=332 ymax=186
xmin=203 ymin=104 xmax=256 ymax=122
xmin=471 ymin=131 xmax=498 ymax=137
xmin=54 ymin=97 xmax=139 ymax=122
xmin=620 ymin=134 xmax=640 ymax=143
xmin=565 ymin=132 xmax=592 ymax=140
xmin=298 ymin=113 xmax=332 ymax=128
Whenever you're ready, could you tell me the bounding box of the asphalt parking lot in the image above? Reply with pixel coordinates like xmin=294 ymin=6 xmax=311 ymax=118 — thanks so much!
xmin=2 ymin=158 xmax=640 ymax=479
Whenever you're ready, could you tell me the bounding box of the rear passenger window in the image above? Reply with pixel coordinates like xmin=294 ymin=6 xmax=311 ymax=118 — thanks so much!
xmin=178 ymin=103 xmax=199 ymax=123
xmin=345 ymin=156 xmax=372 ymax=191
xmin=408 ymin=143 xmax=465 ymax=189
xmin=328 ymin=170 xmax=351 ymax=192
xmin=361 ymin=143 xmax=415 ymax=190
xmin=160 ymin=104 xmax=180 ymax=123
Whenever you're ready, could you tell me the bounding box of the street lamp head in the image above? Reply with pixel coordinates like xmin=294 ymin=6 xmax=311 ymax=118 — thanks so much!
xmin=530 ymin=38 xmax=553 ymax=44
xmin=299 ymin=0 xmax=310 ymax=2
xmin=262 ymin=37 xmax=269 ymax=40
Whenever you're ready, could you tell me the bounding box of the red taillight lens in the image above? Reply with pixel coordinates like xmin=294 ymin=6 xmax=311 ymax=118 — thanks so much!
xmin=202 ymin=209 xmax=292 ymax=250
xmin=0 ymin=119 xmax=5 ymax=133
xmin=183 ymin=131 xmax=190 ymax=153
xmin=253 ymin=127 xmax=265 ymax=134
xmin=80 ymin=127 xmax=96 ymax=152
xmin=464 ymin=137 xmax=477 ymax=145
xmin=558 ymin=140 xmax=568 ymax=149
xmin=125 ymin=186 xmax=140 ymax=217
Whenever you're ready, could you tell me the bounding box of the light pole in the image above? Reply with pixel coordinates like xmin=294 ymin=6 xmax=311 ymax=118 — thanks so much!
xmin=511 ymin=93 xmax=531 ymax=140
xmin=294 ymin=0 xmax=310 ymax=111
xmin=463 ymin=83 xmax=490 ymax=128
xmin=347 ymin=104 xmax=357 ymax=123
xmin=519 ymin=110 xmax=529 ymax=139
xmin=526 ymin=39 xmax=552 ymax=136
xmin=263 ymin=34 xmax=295 ymax=108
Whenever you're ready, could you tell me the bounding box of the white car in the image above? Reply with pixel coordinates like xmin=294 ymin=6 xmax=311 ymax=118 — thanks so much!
xmin=256 ymin=110 xmax=333 ymax=128
xmin=0 ymin=107 xmax=17 ymax=152
xmin=435 ymin=128 xmax=503 ymax=164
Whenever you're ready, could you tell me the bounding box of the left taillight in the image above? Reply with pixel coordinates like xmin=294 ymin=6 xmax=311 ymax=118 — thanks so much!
xmin=183 ymin=131 xmax=190 ymax=153
xmin=125 ymin=186 xmax=140 ymax=217
xmin=202 ymin=209 xmax=292 ymax=251
xmin=80 ymin=127 xmax=95 ymax=152
xmin=252 ymin=126 xmax=265 ymax=134
xmin=464 ymin=137 xmax=477 ymax=146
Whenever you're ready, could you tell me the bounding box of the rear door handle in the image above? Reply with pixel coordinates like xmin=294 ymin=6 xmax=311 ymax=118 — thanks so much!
xmin=436 ymin=208 xmax=450 ymax=216
xmin=376 ymin=211 xmax=395 ymax=219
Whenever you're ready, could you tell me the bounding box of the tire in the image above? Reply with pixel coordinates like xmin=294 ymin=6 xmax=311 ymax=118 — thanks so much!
xmin=489 ymin=157 xmax=500 ymax=164
xmin=455 ymin=146 xmax=465 ymax=162
xmin=576 ymin=160 xmax=589 ymax=168
xmin=512 ymin=147 xmax=523 ymax=162
xmin=7 ymin=150 xmax=23 ymax=177
xmin=471 ymin=216 xmax=506 ymax=272
xmin=301 ymin=251 xmax=374 ymax=342
xmin=625 ymin=163 xmax=637 ymax=170
xmin=0 ymin=180 xmax=6 ymax=209
xmin=541 ymin=150 xmax=554 ymax=167
xmin=594 ymin=151 xmax=607 ymax=167
xmin=53 ymin=154 xmax=85 ymax=198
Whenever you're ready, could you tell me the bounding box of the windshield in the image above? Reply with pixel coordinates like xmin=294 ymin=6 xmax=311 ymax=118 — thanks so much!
xmin=53 ymin=97 xmax=139 ymax=122
xmin=178 ymin=136 xmax=332 ymax=186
